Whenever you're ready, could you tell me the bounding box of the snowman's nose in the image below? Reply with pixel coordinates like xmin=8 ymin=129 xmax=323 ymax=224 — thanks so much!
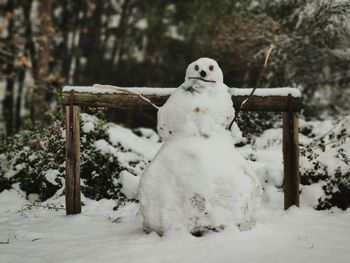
xmin=200 ymin=70 xmax=207 ymax=77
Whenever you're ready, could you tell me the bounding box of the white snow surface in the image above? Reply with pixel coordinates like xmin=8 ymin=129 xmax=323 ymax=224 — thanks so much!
xmin=229 ymin=87 xmax=301 ymax=97
xmin=44 ymin=169 xmax=60 ymax=186
xmin=119 ymin=170 xmax=140 ymax=200
xmin=107 ymin=125 xmax=161 ymax=160
xmin=62 ymin=85 xmax=177 ymax=95
xmin=1 ymin=189 xmax=350 ymax=263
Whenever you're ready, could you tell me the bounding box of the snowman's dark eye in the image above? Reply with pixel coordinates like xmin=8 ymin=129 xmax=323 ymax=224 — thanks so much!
xmin=209 ymin=65 xmax=214 ymax=71
xmin=194 ymin=65 xmax=199 ymax=71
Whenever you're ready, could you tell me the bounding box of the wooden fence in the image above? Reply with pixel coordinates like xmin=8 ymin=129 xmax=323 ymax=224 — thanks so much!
xmin=62 ymin=86 xmax=303 ymax=215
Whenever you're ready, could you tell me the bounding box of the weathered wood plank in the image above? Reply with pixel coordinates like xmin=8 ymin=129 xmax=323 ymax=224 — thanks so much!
xmin=65 ymin=105 xmax=81 ymax=215
xmin=62 ymin=91 xmax=302 ymax=112
xmin=283 ymin=95 xmax=300 ymax=209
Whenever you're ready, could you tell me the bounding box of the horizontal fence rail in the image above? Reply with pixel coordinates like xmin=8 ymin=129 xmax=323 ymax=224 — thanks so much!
xmin=62 ymin=86 xmax=302 ymax=112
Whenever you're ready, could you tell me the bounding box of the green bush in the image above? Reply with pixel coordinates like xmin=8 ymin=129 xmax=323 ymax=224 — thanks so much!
xmin=0 ymin=121 xmax=65 ymax=200
xmin=300 ymin=116 xmax=350 ymax=210
xmin=0 ymin=111 xmax=150 ymax=203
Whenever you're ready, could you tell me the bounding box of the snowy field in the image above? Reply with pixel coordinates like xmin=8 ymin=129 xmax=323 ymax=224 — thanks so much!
xmin=1 ymin=81 xmax=349 ymax=263
xmin=1 ymin=188 xmax=350 ymax=263
xmin=1 ymin=113 xmax=350 ymax=263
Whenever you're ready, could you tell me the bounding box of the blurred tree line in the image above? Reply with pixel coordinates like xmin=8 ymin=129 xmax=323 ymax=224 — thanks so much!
xmin=1 ymin=0 xmax=349 ymax=135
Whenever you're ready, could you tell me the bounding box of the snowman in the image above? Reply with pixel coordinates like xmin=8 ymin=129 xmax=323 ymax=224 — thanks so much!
xmin=138 ymin=58 xmax=262 ymax=236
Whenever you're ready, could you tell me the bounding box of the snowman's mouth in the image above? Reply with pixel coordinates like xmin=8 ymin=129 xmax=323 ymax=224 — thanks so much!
xmin=188 ymin=77 xmax=216 ymax=83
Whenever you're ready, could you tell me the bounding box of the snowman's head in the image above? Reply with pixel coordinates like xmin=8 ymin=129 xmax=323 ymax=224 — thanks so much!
xmin=185 ymin=57 xmax=223 ymax=84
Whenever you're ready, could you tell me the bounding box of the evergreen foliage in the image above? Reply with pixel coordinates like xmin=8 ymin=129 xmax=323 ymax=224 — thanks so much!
xmin=0 ymin=112 xmax=149 ymax=203
xmin=300 ymin=116 xmax=350 ymax=210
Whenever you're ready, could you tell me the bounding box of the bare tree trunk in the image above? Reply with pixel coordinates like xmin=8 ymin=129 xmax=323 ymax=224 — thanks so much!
xmin=21 ymin=0 xmax=37 ymax=78
xmin=4 ymin=70 xmax=15 ymax=135
xmin=72 ymin=1 xmax=88 ymax=84
xmin=84 ymin=0 xmax=104 ymax=84
xmin=15 ymin=63 xmax=26 ymax=132
xmin=60 ymin=0 xmax=71 ymax=82
xmin=31 ymin=0 xmax=53 ymax=124
xmin=60 ymin=0 xmax=83 ymax=83
xmin=3 ymin=0 xmax=15 ymax=135
xmin=13 ymin=0 xmax=35 ymax=132
xmin=110 ymin=0 xmax=134 ymax=66
xmin=93 ymin=0 xmax=103 ymax=52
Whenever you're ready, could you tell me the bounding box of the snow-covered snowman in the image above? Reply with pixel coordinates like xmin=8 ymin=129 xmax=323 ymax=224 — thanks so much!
xmin=138 ymin=57 xmax=262 ymax=236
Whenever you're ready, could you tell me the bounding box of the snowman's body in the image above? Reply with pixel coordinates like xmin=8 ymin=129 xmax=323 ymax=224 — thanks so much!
xmin=138 ymin=58 xmax=262 ymax=235
xmin=157 ymin=80 xmax=234 ymax=140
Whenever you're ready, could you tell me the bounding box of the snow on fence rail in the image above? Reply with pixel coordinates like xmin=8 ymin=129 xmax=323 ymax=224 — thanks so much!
xmin=61 ymin=86 xmax=302 ymax=215
xmin=62 ymin=86 xmax=302 ymax=112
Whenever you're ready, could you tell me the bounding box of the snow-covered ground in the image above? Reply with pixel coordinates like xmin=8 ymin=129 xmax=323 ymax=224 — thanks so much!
xmin=1 ymin=188 xmax=349 ymax=263
xmin=1 ymin=113 xmax=349 ymax=263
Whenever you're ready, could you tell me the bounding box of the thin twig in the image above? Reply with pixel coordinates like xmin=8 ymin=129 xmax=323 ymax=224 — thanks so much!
xmin=92 ymin=84 xmax=160 ymax=110
xmin=228 ymin=44 xmax=275 ymax=130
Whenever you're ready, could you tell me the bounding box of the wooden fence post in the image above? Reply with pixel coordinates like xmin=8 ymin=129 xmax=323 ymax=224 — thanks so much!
xmin=283 ymin=94 xmax=300 ymax=209
xmin=65 ymin=92 xmax=81 ymax=215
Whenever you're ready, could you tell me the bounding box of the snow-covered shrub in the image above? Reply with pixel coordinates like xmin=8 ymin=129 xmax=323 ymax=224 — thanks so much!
xmin=79 ymin=114 xmax=124 ymax=201
xmin=78 ymin=113 xmax=160 ymax=202
xmin=0 ymin=112 xmax=159 ymax=203
xmin=250 ymin=114 xmax=350 ymax=210
xmin=0 ymin=121 xmax=65 ymax=201
xmin=300 ymin=116 xmax=350 ymax=210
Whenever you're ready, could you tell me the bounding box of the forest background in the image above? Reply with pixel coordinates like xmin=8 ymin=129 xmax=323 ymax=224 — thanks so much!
xmin=0 ymin=0 xmax=349 ymax=134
